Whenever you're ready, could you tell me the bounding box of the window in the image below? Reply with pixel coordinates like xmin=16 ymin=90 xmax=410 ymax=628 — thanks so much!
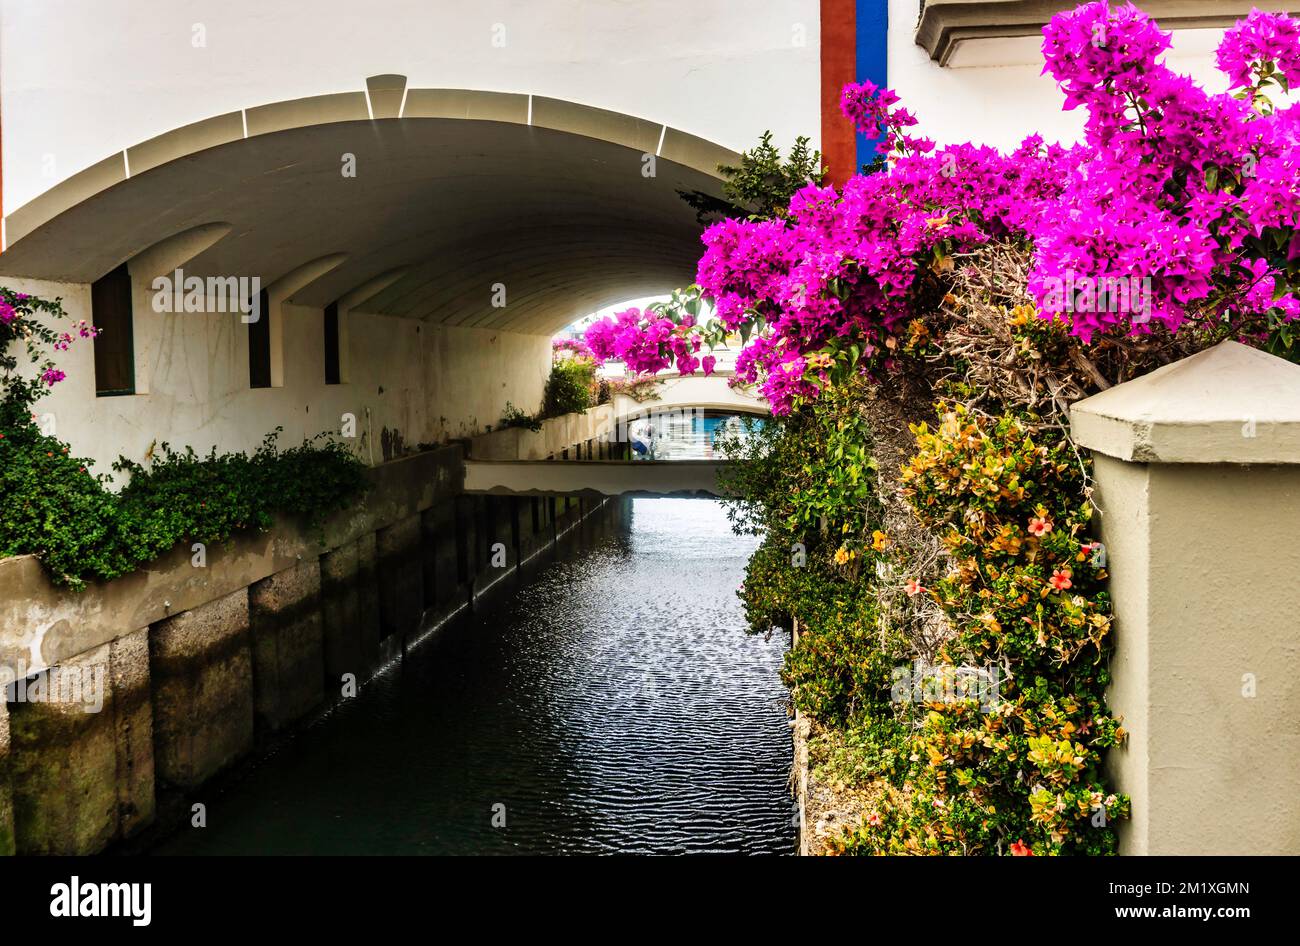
xmin=324 ymin=302 xmax=341 ymax=385
xmin=91 ymin=263 xmax=135 ymax=396
xmin=249 ymin=288 xmax=271 ymax=388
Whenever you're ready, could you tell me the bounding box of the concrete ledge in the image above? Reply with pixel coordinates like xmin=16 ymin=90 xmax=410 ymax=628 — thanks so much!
xmin=401 ymin=88 xmax=529 ymax=123
xmin=531 ymin=97 xmax=662 ymax=155
xmin=4 ymin=153 xmax=126 ymax=247
xmin=126 ymin=112 xmax=245 ymax=177
xmin=464 ymin=459 xmax=728 ymax=497
xmin=916 ymin=1 xmax=1300 ymax=66
xmin=660 ymin=127 xmax=740 ymax=177
xmin=469 ymin=404 xmax=615 ymax=460
xmin=245 ymin=92 xmax=370 ymax=137
xmin=1071 ymin=342 xmax=1300 ymax=464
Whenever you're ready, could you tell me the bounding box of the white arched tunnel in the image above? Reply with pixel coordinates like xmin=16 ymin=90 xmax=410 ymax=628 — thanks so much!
xmin=0 ymin=75 xmax=738 ymax=336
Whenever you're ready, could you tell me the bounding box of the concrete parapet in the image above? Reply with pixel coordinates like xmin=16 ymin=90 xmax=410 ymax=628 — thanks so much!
xmin=1072 ymin=341 xmax=1300 ymax=855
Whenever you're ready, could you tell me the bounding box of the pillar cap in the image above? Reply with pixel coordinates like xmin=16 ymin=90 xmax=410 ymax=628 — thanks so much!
xmin=1070 ymin=341 xmax=1300 ymax=464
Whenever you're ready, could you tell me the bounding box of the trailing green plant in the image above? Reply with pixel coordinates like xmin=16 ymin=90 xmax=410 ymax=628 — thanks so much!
xmin=1 ymin=285 xmax=371 ymax=589
xmin=498 ymin=402 xmax=542 ymax=432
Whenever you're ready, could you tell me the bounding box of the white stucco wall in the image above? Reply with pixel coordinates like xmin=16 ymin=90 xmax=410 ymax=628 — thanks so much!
xmin=3 ymin=274 xmax=550 ymax=478
xmin=887 ymin=0 xmax=1242 ymax=150
xmin=0 ymin=0 xmax=821 ymax=214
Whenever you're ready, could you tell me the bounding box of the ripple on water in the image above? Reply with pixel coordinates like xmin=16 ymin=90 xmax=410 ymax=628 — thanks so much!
xmin=154 ymin=498 xmax=795 ymax=855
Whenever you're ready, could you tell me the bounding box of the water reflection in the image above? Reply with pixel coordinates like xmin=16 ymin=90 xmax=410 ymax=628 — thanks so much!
xmin=154 ymin=499 xmax=794 ymax=855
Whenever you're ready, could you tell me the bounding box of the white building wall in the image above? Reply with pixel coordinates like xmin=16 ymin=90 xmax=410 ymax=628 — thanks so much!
xmin=3 ymin=273 xmax=549 ymax=478
xmin=0 ymin=0 xmax=821 ymax=214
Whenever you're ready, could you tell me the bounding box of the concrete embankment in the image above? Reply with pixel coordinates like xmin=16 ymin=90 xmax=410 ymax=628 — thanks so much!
xmin=0 ymin=409 xmax=617 ymax=855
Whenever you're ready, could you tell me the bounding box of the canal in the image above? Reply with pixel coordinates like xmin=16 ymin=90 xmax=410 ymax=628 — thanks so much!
xmin=154 ymin=497 xmax=795 ymax=855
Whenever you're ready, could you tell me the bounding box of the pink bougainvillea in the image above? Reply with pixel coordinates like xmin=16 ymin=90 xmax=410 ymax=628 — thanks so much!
xmin=551 ymin=337 xmax=595 ymax=360
xmin=585 ymin=2 xmax=1300 ymax=414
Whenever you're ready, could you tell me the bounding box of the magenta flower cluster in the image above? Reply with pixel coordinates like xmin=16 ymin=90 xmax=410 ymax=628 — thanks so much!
xmin=839 ymin=80 xmax=934 ymax=156
xmin=1216 ymin=7 xmax=1300 ymax=89
xmin=584 ymin=307 xmax=714 ymax=376
xmin=52 ymin=320 xmax=99 ymax=352
xmin=586 ymin=3 xmax=1300 ymax=413
xmin=1 ymin=292 xmax=97 ymax=390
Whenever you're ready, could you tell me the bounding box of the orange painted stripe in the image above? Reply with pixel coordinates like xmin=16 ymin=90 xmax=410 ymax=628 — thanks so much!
xmin=821 ymin=0 xmax=857 ymax=188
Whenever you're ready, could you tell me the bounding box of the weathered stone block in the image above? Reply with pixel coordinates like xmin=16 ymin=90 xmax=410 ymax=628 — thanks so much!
xmin=421 ymin=502 xmax=460 ymax=612
xmin=455 ymin=495 xmax=482 ymax=588
xmin=377 ymin=515 xmax=423 ymax=640
xmin=249 ymin=561 xmax=325 ymax=733
xmin=472 ymin=497 xmax=519 ymax=599
xmin=150 ymin=588 xmax=254 ymax=790
xmin=109 ymin=629 xmax=154 ymax=837
xmin=321 ymin=541 xmax=365 ymax=688
xmin=9 ymin=641 xmax=118 ymax=855
xmin=356 ymin=532 xmax=383 ymax=668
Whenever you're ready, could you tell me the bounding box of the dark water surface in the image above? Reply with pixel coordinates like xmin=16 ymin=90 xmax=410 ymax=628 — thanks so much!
xmin=155 ymin=499 xmax=795 ymax=855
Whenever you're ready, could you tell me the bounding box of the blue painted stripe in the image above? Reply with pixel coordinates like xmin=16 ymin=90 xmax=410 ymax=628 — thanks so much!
xmin=855 ymin=0 xmax=889 ymax=170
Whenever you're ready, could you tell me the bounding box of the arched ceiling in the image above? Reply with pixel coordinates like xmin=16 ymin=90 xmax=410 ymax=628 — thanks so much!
xmin=0 ymin=83 xmax=738 ymax=335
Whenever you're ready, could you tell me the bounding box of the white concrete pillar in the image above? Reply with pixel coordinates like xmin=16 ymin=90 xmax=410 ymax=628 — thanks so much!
xmin=1071 ymin=341 xmax=1300 ymax=855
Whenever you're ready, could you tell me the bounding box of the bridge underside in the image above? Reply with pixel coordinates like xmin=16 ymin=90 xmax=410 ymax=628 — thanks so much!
xmin=463 ymin=459 xmax=730 ymax=498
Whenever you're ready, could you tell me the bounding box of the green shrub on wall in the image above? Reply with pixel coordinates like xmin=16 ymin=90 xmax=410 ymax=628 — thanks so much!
xmin=1 ymin=286 xmax=368 ymax=589
xmin=541 ymin=357 xmax=596 ymax=418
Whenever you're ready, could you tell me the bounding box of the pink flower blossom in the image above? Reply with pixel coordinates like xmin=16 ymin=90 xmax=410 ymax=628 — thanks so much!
xmin=1217 ymin=9 xmax=1300 ymax=90
xmin=579 ymin=3 xmax=1300 ymax=416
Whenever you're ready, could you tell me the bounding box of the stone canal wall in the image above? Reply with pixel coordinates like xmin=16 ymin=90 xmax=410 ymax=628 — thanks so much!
xmin=0 ymin=409 xmax=617 ymax=854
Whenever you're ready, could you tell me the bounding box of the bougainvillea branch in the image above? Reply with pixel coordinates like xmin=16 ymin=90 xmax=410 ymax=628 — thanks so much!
xmin=0 ymin=288 xmax=98 ymax=422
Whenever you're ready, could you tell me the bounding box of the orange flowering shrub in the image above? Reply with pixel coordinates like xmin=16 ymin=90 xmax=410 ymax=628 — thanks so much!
xmin=832 ymin=404 xmax=1129 ymax=854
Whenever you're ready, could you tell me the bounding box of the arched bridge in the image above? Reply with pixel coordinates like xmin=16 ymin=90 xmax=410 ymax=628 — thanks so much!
xmin=464 ymin=371 xmax=768 ymax=497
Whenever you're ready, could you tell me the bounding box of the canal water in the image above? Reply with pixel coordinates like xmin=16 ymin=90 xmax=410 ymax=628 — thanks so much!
xmin=154 ymin=498 xmax=795 ymax=855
